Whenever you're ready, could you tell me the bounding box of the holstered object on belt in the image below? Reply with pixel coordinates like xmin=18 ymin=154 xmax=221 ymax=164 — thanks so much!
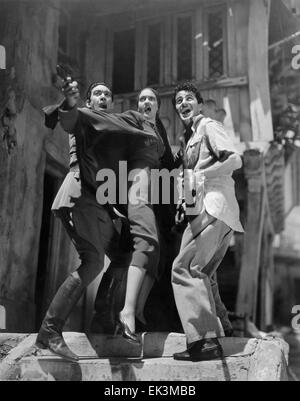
xmin=175 ymin=137 xmax=202 ymax=225
xmin=90 ymin=268 xmax=128 ymax=334
xmin=175 ymin=137 xmax=188 ymax=229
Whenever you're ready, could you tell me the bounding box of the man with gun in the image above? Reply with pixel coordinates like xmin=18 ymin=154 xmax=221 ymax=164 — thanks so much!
xmin=53 ymin=67 xmax=133 ymax=337
xmin=37 ymin=69 xmax=161 ymax=360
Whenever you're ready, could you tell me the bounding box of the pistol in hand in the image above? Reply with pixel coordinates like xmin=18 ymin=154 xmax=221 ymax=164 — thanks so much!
xmin=56 ymin=64 xmax=80 ymax=106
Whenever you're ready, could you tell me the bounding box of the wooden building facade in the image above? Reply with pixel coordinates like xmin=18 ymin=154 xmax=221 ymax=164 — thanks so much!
xmin=0 ymin=0 xmax=299 ymax=333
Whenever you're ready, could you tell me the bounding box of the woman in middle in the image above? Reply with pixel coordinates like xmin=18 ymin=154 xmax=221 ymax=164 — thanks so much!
xmin=119 ymin=87 xmax=177 ymax=332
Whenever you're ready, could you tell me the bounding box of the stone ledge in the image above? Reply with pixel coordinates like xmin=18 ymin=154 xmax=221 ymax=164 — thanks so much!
xmin=0 ymin=334 xmax=29 ymax=362
xmin=0 ymin=333 xmax=289 ymax=381
xmin=20 ymin=357 xmax=251 ymax=381
xmin=0 ymin=334 xmax=36 ymax=381
xmin=36 ymin=333 xmax=260 ymax=359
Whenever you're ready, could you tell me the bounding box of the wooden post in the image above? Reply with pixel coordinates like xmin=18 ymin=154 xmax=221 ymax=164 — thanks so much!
xmin=105 ymin=28 xmax=114 ymax=88
xmin=259 ymin=227 xmax=275 ymax=330
xmin=163 ymin=16 xmax=173 ymax=86
xmin=248 ymin=0 xmax=274 ymax=142
xmin=195 ymin=7 xmax=204 ymax=82
xmin=236 ymin=149 xmax=266 ymax=321
xmin=258 ymin=217 xmax=271 ymax=331
xmin=134 ymin=20 xmax=144 ymax=91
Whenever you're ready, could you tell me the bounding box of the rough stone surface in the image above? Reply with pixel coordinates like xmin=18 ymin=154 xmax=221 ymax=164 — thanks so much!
xmin=0 ymin=334 xmax=28 ymax=362
xmin=0 ymin=334 xmax=37 ymax=381
xmin=20 ymin=333 xmax=260 ymax=359
xmin=0 ymin=1 xmax=72 ymax=332
xmin=283 ymin=331 xmax=300 ymax=380
xmin=20 ymin=357 xmax=252 ymax=382
xmin=0 ymin=333 xmax=289 ymax=381
xmin=247 ymin=337 xmax=289 ymax=381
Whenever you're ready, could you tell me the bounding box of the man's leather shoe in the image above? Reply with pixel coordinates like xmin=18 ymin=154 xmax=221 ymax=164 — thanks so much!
xmin=173 ymin=338 xmax=223 ymax=362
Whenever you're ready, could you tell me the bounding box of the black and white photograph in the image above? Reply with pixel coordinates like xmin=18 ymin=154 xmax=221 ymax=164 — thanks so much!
xmin=0 ymin=0 xmax=300 ymax=384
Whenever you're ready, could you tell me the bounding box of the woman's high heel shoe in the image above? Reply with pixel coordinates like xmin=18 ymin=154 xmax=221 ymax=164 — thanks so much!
xmin=115 ymin=314 xmax=141 ymax=345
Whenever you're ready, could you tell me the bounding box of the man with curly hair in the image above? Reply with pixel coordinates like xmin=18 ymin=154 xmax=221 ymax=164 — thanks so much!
xmin=171 ymin=82 xmax=244 ymax=362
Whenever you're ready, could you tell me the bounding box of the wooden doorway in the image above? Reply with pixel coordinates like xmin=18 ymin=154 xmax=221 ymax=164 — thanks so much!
xmin=35 ymin=171 xmax=62 ymax=330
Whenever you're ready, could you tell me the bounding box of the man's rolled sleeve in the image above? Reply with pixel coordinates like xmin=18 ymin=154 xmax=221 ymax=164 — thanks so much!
xmin=205 ymin=122 xmax=239 ymax=158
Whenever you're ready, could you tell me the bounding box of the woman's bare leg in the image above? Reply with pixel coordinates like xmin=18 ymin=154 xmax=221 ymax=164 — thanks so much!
xmin=119 ymin=265 xmax=147 ymax=333
xmin=136 ymin=274 xmax=155 ymax=326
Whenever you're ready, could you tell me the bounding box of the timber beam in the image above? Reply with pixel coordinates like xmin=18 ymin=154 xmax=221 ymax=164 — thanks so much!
xmin=236 ymin=142 xmax=285 ymax=324
xmin=236 ymin=149 xmax=266 ymax=321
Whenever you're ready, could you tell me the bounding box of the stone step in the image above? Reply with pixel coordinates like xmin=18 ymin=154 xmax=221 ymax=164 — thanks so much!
xmin=0 ymin=333 xmax=289 ymax=381
xmin=34 ymin=333 xmax=260 ymax=359
xmin=20 ymin=356 xmax=252 ymax=381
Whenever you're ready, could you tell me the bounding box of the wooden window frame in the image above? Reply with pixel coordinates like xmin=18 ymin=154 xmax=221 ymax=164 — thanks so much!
xmin=134 ymin=18 xmax=165 ymax=90
xmin=203 ymin=4 xmax=228 ymax=81
xmin=172 ymin=11 xmax=196 ymax=83
xmin=106 ymin=23 xmax=137 ymax=94
xmin=107 ymin=18 xmax=166 ymax=93
xmin=146 ymin=19 xmax=165 ymax=87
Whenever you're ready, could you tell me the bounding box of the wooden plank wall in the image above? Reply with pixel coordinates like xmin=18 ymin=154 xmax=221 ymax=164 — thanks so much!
xmin=114 ymin=83 xmax=251 ymax=148
xmin=236 ymin=149 xmax=266 ymax=321
xmin=248 ymin=0 xmax=274 ymax=142
xmin=98 ymin=0 xmax=254 ymax=145
xmin=264 ymin=144 xmax=285 ymax=233
xmin=79 ymin=0 xmax=282 ymax=328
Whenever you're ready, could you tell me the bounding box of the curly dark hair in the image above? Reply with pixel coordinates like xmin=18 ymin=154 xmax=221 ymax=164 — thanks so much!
xmin=172 ymin=82 xmax=203 ymax=108
xmin=86 ymin=82 xmax=113 ymax=101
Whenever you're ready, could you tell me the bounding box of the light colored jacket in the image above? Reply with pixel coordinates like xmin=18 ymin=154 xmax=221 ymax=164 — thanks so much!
xmin=185 ymin=115 xmax=244 ymax=233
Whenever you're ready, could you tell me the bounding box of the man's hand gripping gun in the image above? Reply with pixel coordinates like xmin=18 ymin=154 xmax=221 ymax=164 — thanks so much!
xmin=56 ymin=65 xmax=80 ymax=106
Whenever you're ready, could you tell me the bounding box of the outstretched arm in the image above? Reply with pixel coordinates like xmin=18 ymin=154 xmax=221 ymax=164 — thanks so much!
xmin=43 ymin=80 xmax=80 ymax=132
xmin=58 ymin=81 xmax=80 ymax=132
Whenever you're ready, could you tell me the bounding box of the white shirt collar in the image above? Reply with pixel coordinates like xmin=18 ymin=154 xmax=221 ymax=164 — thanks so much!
xmin=187 ymin=114 xmax=206 ymax=147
